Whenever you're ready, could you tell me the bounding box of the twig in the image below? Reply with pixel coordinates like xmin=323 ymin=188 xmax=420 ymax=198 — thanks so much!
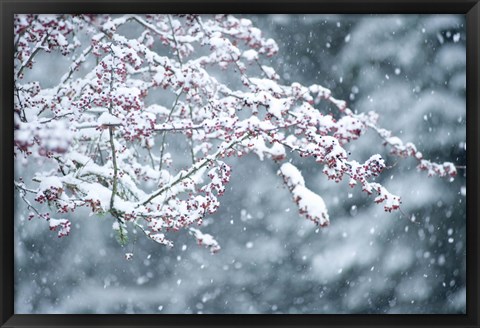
xmin=107 ymin=48 xmax=119 ymax=212
xmin=14 ymin=181 xmax=41 ymax=216
xmin=167 ymin=15 xmax=183 ymax=67
xmin=16 ymin=32 xmax=49 ymax=78
xmin=188 ymin=106 xmax=196 ymax=164
xmin=141 ymin=133 xmax=251 ymax=206
xmin=158 ymin=91 xmax=183 ymax=172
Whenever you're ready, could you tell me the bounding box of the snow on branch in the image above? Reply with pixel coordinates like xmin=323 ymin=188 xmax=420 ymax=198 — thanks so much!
xmin=278 ymin=163 xmax=329 ymax=227
xmin=189 ymin=228 xmax=221 ymax=254
xmin=48 ymin=218 xmax=72 ymax=238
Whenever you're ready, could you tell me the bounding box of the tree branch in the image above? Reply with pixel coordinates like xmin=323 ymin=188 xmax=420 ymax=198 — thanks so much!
xmin=16 ymin=32 xmax=49 ymax=78
xmin=141 ymin=134 xmax=250 ymax=206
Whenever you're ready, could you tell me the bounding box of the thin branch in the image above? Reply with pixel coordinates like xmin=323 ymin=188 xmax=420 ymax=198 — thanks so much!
xmin=39 ymin=112 xmax=75 ymax=124
xmin=14 ymin=181 xmax=41 ymax=216
xmin=167 ymin=15 xmax=183 ymax=66
xmin=75 ymin=123 xmax=123 ymax=130
xmin=146 ymin=146 xmax=156 ymax=170
xmin=14 ymin=84 xmax=27 ymax=123
xmin=16 ymin=32 xmax=49 ymax=78
xmin=59 ymin=43 xmax=96 ymax=85
xmin=154 ymin=124 xmax=204 ymax=132
xmin=141 ymin=133 xmax=251 ymax=206
xmin=130 ymin=15 xmax=170 ymax=40
xmin=107 ymin=135 xmax=119 ymax=210
xmin=107 ymin=49 xmax=119 ymax=212
xmin=158 ymin=91 xmax=183 ymax=172
xmin=14 ymin=180 xmax=38 ymax=194
xmin=157 ymin=132 xmax=169 ymax=173
xmin=188 ymin=106 xmax=196 ymax=164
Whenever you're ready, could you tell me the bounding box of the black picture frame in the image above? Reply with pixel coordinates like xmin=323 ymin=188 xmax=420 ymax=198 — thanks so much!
xmin=1 ymin=1 xmax=478 ymax=327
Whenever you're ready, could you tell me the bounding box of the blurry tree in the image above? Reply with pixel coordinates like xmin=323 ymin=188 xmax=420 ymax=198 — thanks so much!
xmin=254 ymin=14 xmax=466 ymax=313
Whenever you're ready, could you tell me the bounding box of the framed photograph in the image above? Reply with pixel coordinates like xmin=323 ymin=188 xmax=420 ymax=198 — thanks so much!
xmin=1 ymin=1 xmax=479 ymax=327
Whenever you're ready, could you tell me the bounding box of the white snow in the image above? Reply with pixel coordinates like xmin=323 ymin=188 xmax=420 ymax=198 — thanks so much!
xmin=97 ymin=112 xmax=122 ymax=126
xmin=189 ymin=228 xmax=221 ymax=253
xmin=38 ymin=176 xmax=63 ymax=192
xmin=279 ymin=163 xmax=329 ymax=226
xmin=242 ymin=49 xmax=258 ymax=61
xmin=279 ymin=163 xmax=305 ymax=188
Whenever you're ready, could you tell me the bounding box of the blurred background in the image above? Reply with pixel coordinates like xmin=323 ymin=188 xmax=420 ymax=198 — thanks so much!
xmin=14 ymin=14 xmax=466 ymax=314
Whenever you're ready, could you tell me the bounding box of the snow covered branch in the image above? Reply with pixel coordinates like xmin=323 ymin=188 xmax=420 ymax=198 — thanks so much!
xmin=14 ymin=14 xmax=461 ymax=255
